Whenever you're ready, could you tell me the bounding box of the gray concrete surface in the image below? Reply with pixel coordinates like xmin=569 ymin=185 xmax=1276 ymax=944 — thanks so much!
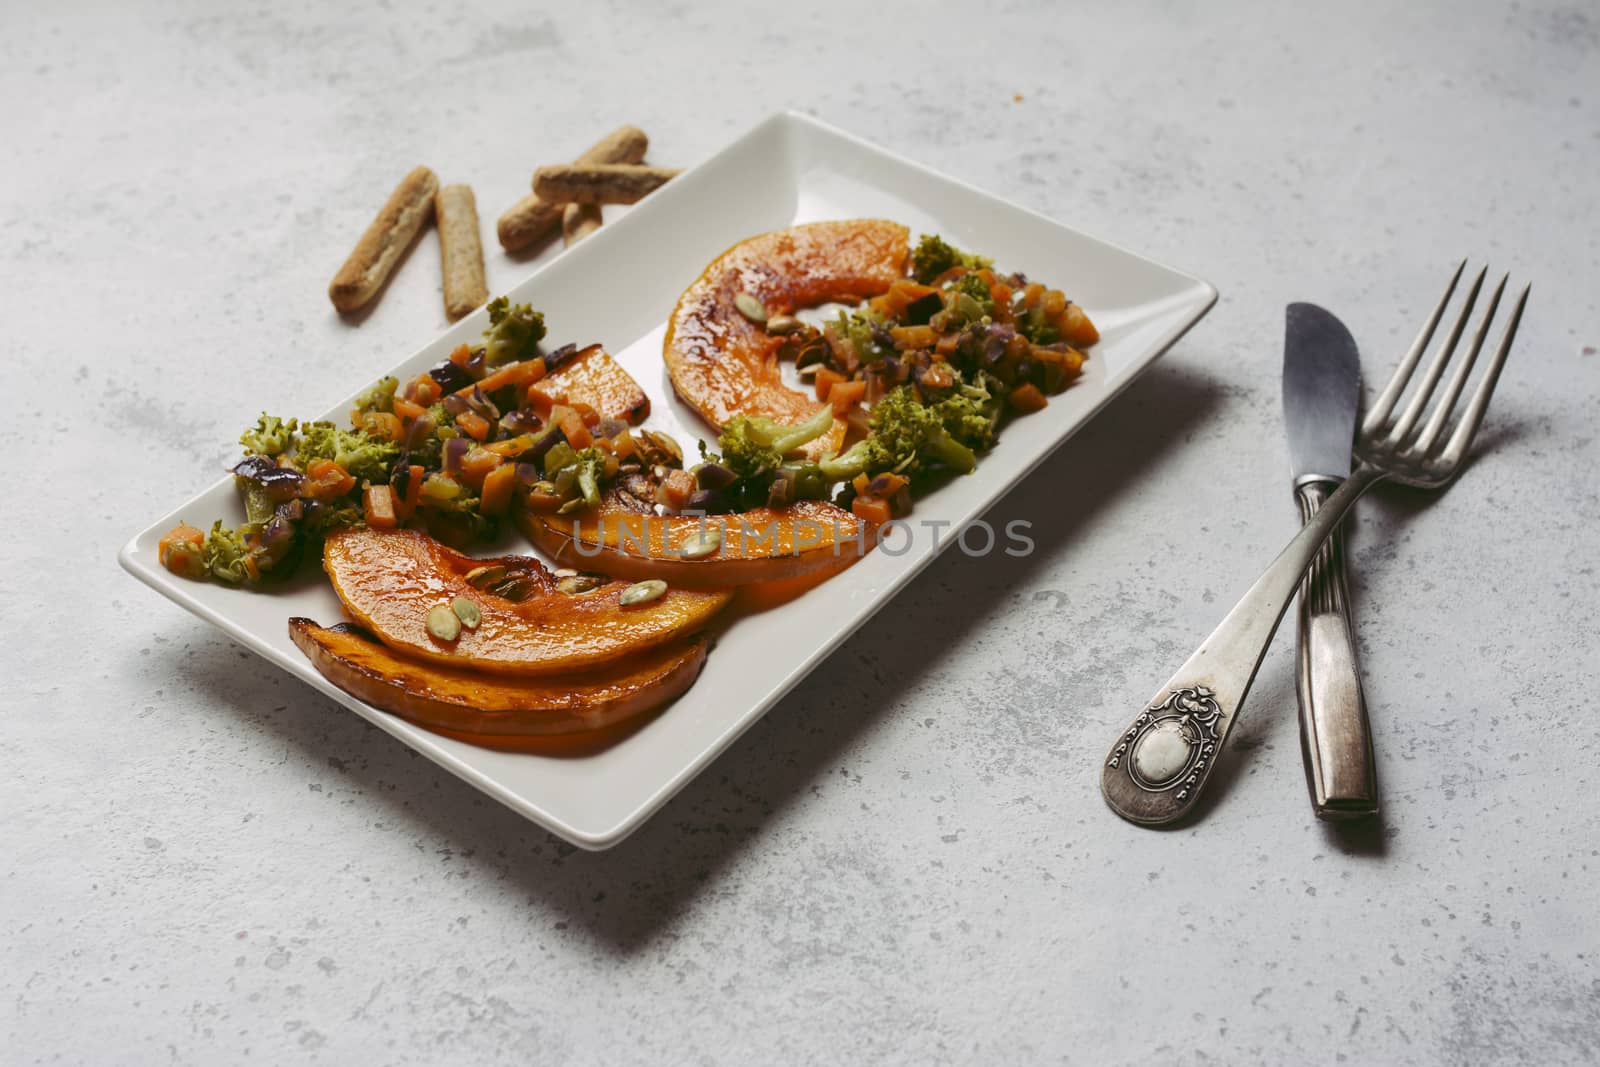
xmin=4 ymin=0 xmax=1598 ymax=1063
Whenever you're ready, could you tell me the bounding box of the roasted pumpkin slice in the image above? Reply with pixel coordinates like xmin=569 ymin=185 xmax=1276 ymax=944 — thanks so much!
xmin=323 ymin=527 xmax=730 ymax=675
xmin=515 ymin=485 xmax=876 ymax=589
xmin=290 ymin=619 xmax=708 ymax=738
xmin=538 ymin=344 xmax=650 ymax=425
xmin=664 ymin=219 xmax=910 ymax=459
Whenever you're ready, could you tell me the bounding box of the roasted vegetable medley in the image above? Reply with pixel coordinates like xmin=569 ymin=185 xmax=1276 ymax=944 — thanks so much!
xmin=162 ymin=234 xmax=1096 ymax=585
xmin=161 ymin=297 xmax=659 ymax=583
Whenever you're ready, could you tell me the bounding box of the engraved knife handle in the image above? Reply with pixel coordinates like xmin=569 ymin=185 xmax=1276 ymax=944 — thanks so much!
xmin=1102 ymin=465 xmax=1385 ymax=826
xmin=1294 ymin=479 xmax=1378 ymax=819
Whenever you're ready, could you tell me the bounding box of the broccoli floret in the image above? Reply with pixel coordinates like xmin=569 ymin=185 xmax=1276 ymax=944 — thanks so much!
xmin=910 ymin=234 xmax=993 ymax=284
xmin=933 ymin=376 xmax=1002 ymax=453
xmin=202 ymin=522 xmax=259 ymax=584
xmin=716 ymin=409 xmax=836 ymax=479
xmin=817 ymin=380 xmax=984 ymax=482
xmin=352 ymin=376 xmax=397 ymax=415
xmin=296 ymin=421 xmax=400 ymax=483
xmin=239 ymin=414 xmax=297 ymax=457
xmin=951 ymin=273 xmax=996 ymax=319
xmin=569 ymin=447 xmax=609 ymax=509
xmin=716 ymin=407 xmax=836 ymax=480
xmin=716 ymin=418 xmax=783 ymax=481
xmin=306 ymin=499 xmax=363 ymax=534
xmin=828 ymin=309 xmax=892 ymax=366
xmin=1016 ymin=303 xmax=1060 ymax=345
xmin=482 ymin=296 xmax=547 ymax=366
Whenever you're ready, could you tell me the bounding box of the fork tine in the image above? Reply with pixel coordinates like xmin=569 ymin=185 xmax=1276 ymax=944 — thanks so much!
xmin=1412 ymin=272 xmax=1507 ymax=453
xmin=1385 ymin=265 xmax=1487 ymax=446
xmin=1440 ymin=283 xmax=1529 ymax=467
xmin=1362 ymin=259 xmax=1466 ymax=437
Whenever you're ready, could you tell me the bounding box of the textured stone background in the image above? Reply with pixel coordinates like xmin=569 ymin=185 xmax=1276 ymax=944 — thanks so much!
xmin=5 ymin=0 xmax=1598 ymax=1063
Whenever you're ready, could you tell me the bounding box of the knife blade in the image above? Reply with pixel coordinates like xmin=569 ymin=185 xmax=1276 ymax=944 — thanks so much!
xmin=1282 ymin=303 xmax=1377 ymax=819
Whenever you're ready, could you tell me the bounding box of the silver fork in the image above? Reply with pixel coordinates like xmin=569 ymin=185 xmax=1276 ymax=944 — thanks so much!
xmin=1102 ymin=263 xmax=1529 ymax=826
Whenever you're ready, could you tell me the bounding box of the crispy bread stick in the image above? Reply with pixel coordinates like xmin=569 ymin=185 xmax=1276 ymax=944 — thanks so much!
xmin=562 ymin=202 xmax=603 ymax=247
xmin=533 ymin=164 xmax=680 ymax=206
xmin=329 ymin=166 xmax=438 ymax=313
xmin=496 ymin=125 xmax=648 ymax=252
xmin=435 ymin=184 xmax=487 ymax=320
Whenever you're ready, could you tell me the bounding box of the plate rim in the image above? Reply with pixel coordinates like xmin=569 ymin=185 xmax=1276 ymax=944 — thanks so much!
xmin=119 ymin=109 xmax=1217 ymax=849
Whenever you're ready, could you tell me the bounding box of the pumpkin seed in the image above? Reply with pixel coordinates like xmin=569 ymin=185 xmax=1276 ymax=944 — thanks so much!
xmin=618 ymin=579 xmax=668 ymax=606
xmin=679 ymin=527 xmax=723 ymax=559
xmin=641 ymin=430 xmax=683 ymax=464
xmin=465 ymin=564 xmax=507 ymax=588
xmin=425 ymin=603 xmax=461 ymax=642
xmin=450 ymin=596 xmax=481 ymax=629
xmin=558 ymin=574 xmax=605 ymax=595
xmin=734 ymin=292 xmax=768 ymax=324
xmin=490 ymin=575 xmax=537 ymax=602
xmin=765 ymin=313 xmax=802 ymax=335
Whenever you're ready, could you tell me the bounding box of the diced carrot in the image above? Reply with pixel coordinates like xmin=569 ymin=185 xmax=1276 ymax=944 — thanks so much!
xmin=935 ymin=333 xmax=961 ymax=357
xmin=1021 ymin=282 xmax=1045 ymax=309
xmin=480 ymin=463 xmax=518 ymax=516
xmin=364 ymin=485 xmax=398 ymax=529
xmin=658 ymin=468 xmax=696 ymax=512
xmin=407 ymin=374 xmax=440 ymax=405
xmin=559 ymin=410 xmax=592 ymax=450
xmin=571 ymin=402 xmax=600 ymax=428
xmin=866 ymin=472 xmax=909 ymax=497
xmin=158 ymin=524 xmax=207 ymax=579
xmin=814 ymin=367 xmax=847 ymax=402
xmin=851 ymin=494 xmax=891 ymax=525
xmin=869 ymin=279 xmax=940 ymax=317
xmin=830 ymin=379 xmax=866 ymax=415
xmin=889 ymin=325 xmax=937 ymax=349
xmin=1008 ymin=383 xmax=1049 ymax=413
xmin=1042 ymin=289 xmax=1066 ymax=317
xmin=459 ymin=446 xmax=503 ymax=490
xmin=989 ymin=283 xmax=1013 ymax=322
xmin=919 ymin=363 xmax=955 ymax=390
xmin=305 ymin=458 xmax=356 ymax=500
xmin=399 ymin=464 xmax=424 ymax=518
xmin=525 ymin=387 xmax=561 ymax=420
xmin=485 ymin=433 xmax=537 ymax=458
xmin=465 ymin=357 xmax=545 ymax=397
xmin=360 ymin=411 xmax=403 ymax=442
xmin=393 ymin=397 xmax=426 ymax=422
xmin=448 ymin=343 xmax=473 ymax=367
xmin=1061 ymin=303 xmax=1099 ymax=348
xmin=456 ymin=410 xmax=491 ymax=442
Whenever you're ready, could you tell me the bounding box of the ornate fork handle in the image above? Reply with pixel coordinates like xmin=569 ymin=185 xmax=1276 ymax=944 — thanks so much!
xmin=1102 ymin=464 xmax=1384 ymax=825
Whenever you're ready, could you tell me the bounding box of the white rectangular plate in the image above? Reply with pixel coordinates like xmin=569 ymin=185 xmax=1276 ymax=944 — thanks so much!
xmin=120 ymin=112 xmax=1215 ymax=849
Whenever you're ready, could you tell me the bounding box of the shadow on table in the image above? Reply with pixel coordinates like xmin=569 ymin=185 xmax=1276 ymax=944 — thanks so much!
xmin=170 ymin=357 xmax=1226 ymax=953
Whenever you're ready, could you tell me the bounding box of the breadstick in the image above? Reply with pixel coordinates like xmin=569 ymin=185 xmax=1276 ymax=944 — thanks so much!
xmin=435 ymin=184 xmax=487 ymax=320
xmin=533 ymin=164 xmax=681 ymax=206
xmin=562 ymin=202 xmax=602 ymax=247
xmin=329 ymin=166 xmax=438 ymax=313
xmin=496 ymin=125 xmax=648 ymax=252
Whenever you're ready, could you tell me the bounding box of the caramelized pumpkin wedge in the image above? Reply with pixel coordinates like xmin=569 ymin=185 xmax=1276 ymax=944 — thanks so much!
xmin=515 ymin=485 xmax=876 ymax=589
xmin=664 ymin=219 xmax=910 ymax=459
xmin=538 ymin=344 xmax=650 ymax=425
xmin=323 ymin=527 xmax=730 ymax=675
xmin=290 ymin=619 xmax=708 ymax=738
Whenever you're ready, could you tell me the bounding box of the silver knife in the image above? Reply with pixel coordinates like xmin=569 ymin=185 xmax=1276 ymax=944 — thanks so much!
xmin=1283 ymin=303 xmax=1378 ymax=819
